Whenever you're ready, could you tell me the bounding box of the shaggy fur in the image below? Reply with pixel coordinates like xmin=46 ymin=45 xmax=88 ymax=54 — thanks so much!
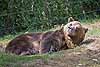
xmin=5 ymin=17 xmax=88 ymax=55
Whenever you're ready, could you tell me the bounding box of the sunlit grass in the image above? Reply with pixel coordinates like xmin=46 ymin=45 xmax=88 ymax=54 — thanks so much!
xmin=0 ymin=18 xmax=100 ymax=67
xmin=0 ymin=50 xmax=64 ymax=67
xmin=88 ymin=28 xmax=100 ymax=35
xmin=0 ymin=35 xmax=14 ymax=44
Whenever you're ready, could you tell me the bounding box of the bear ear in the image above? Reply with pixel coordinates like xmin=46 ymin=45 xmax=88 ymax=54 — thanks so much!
xmin=68 ymin=17 xmax=78 ymax=23
xmin=68 ymin=17 xmax=75 ymax=22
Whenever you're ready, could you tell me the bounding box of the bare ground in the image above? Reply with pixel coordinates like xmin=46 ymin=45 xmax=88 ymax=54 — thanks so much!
xmin=19 ymin=22 xmax=100 ymax=67
xmin=1 ymin=22 xmax=100 ymax=67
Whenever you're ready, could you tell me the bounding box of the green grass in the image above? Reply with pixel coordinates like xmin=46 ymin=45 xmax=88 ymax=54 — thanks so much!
xmin=0 ymin=52 xmax=43 ymax=66
xmin=88 ymin=28 xmax=100 ymax=35
xmin=80 ymin=17 xmax=100 ymax=24
xmin=0 ymin=18 xmax=100 ymax=67
xmin=0 ymin=35 xmax=14 ymax=44
xmin=0 ymin=51 xmax=64 ymax=67
xmin=0 ymin=18 xmax=100 ymax=44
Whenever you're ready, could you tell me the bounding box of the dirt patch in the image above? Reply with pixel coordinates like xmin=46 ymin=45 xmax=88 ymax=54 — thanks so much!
xmin=27 ymin=22 xmax=100 ymax=67
xmin=1 ymin=22 xmax=100 ymax=67
xmin=83 ymin=20 xmax=100 ymax=29
xmin=15 ymin=34 xmax=100 ymax=67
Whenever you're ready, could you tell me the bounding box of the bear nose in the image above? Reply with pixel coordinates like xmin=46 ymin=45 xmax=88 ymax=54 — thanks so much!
xmin=68 ymin=26 xmax=75 ymax=29
xmin=70 ymin=26 xmax=74 ymax=29
xmin=68 ymin=26 xmax=74 ymax=30
xmin=68 ymin=26 xmax=71 ymax=29
xmin=68 ymin=26 xmax=75 ymax=31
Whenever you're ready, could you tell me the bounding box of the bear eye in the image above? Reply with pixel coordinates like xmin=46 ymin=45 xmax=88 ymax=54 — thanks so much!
xmin=70 ymin=24 xmax=72 ymax=26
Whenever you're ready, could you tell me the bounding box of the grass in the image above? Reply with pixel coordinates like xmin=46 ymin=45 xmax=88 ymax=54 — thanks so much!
xmin=0 ymin=18 xmax=100 ymax=67
xmin=0 ymin=35 xmax=14 ymax=44
xmin=0 ymin=50 xmax=64 ymax=67
xmin=0 ymin=27 xmax=57 ymax=44
xmin=88 ymin=28 xmax=100 ymax=35
xmin=80 ymin=17 xmax=100 ymax=24
xmin=0 ymin=52 xmax=43 ymax=66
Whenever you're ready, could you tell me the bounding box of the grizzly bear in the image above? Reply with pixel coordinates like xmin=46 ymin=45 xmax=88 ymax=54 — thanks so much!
xmin=64 ymin=17 xmax=88 ymax=45
xmin=5 ymin=17 xmax=88 ymax=55
xmin=5 ymin=32 xmax=53 ymax=55
xmin=39 ymin=18 xmax=88 ymax=53
xmin=39 ymin=27 xmax=69 ymax=54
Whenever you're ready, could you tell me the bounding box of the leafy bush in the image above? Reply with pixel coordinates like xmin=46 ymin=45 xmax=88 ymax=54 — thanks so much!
xmin=0 ymin=0 xmax=100 ymax=35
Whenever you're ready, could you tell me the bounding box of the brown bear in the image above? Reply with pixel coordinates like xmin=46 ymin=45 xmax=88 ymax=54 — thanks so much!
xmin=64 ymin=17 xmax=88 ymax=45
xmin=39 ymin=18 xmax=88 ymax=53
xmin=39 ymin=27 xmax=71 ymax=54
xmin=5 ymin=17 xmax=88 ymax=55
xmin=5 ymin=32 xmax=53 ymax=55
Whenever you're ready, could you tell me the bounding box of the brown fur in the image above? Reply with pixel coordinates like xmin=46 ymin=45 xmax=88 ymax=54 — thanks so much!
xmin=5 ymin=32 xmax=42 ymax=55
xmin=5 ymin=17 xmax=88 ymax=55
xmin=39 ymin=28 xmax=67 ymax=53
xmin=64 ymin=17 xmax=88 ymax=45
xmin=5 ymin=28 xmax=73 ymax=55
xmin=39 ymin=26 xmax=77 ymax=54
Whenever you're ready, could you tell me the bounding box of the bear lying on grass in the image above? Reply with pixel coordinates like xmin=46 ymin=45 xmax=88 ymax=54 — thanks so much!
xmin=5 ymin=17 xmax=88 ymax=55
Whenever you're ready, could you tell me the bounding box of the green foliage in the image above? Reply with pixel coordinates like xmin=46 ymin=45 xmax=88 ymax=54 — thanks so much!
xmin=0 ymin=0 xmax=100 ymax=35
xmin=0 ymin=18 xmax=100 ymax=66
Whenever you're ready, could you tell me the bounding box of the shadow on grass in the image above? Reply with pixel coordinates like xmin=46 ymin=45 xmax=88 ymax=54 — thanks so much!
xmin=80 ymin=38 xmax=95 ymax=45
